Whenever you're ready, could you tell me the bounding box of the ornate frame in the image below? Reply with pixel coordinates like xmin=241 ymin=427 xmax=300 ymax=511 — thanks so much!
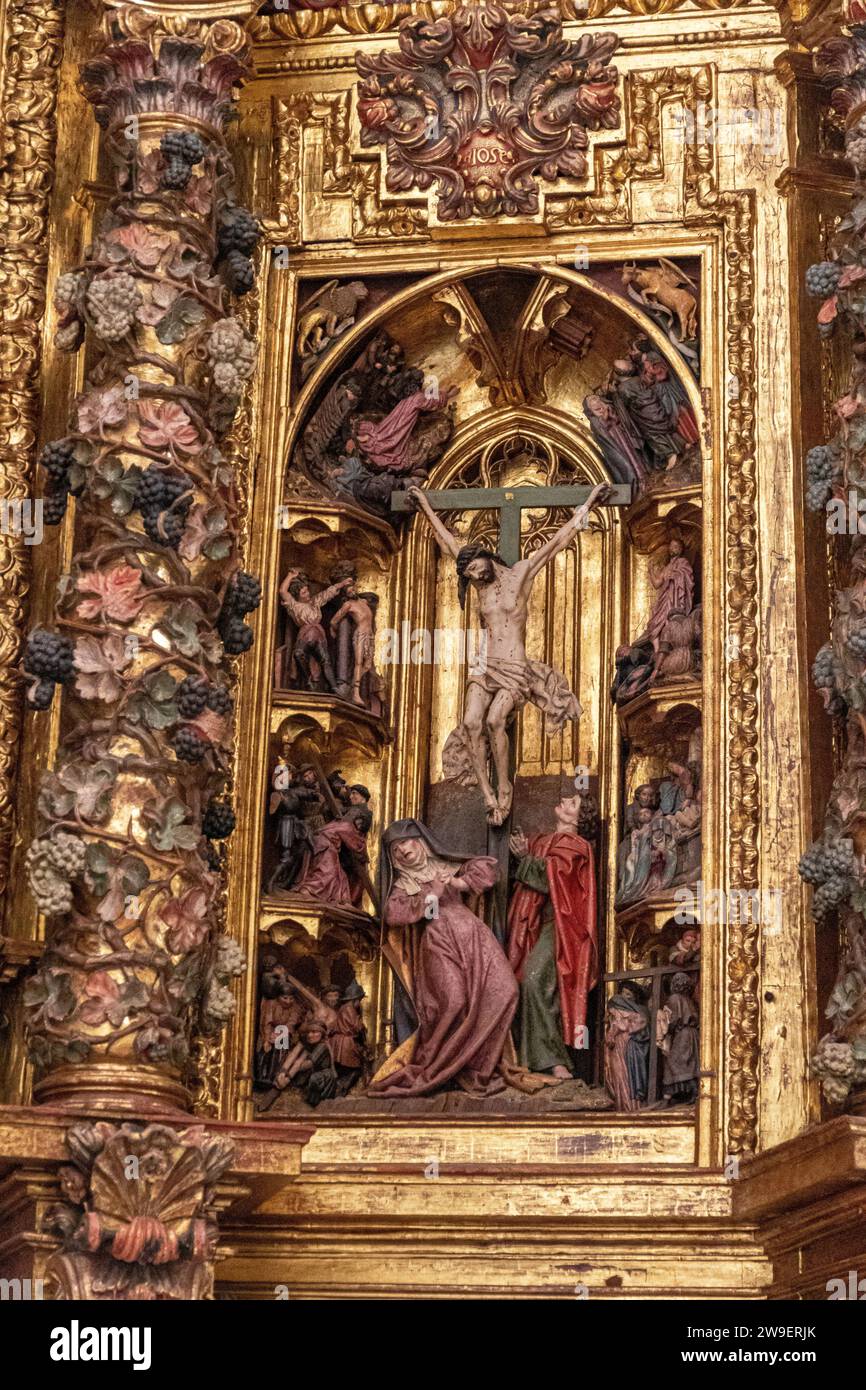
xmin=0 ymin=1 xmax=818 ymax=1167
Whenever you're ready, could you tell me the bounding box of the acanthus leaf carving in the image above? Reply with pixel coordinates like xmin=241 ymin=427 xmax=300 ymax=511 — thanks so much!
xmin=44 ymin=1120 xmax=234 ymax=1300
xmin=355 ymin=3 xmax=622 ymax=221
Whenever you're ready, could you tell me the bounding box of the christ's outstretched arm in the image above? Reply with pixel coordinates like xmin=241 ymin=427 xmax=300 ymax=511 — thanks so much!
xmin=407 ymin=486 xmax=461 ymax=560
xmin=523 ymin=482 xmax=611 ymax=581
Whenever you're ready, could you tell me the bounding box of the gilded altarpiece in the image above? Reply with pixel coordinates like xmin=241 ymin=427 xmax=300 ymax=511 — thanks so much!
xmin=215 ymin=2 xmax=810 ymax=1295
xmin=2 ymin=0 xmax=863 ymax=1302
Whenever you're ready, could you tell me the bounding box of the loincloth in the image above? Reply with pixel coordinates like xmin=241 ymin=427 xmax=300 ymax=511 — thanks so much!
xmin=442 ymin=658 xmax=581 ymax=786
xmin=353 ymin=630 xmax=375 ymax=663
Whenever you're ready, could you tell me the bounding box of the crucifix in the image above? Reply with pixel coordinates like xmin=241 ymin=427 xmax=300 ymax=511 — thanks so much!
xmin=392 ymin=477 xmax=632 ymax=940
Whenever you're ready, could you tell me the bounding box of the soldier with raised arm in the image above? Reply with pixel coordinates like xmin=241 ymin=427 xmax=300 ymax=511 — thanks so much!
xmin=407 ymin=482 xmax=611 ymax=824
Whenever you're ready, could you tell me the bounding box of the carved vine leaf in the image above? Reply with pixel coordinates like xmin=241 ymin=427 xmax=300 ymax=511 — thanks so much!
xmin=76 ymin=384 xmax=128 ymax=436
xmin=84 ymin=842 xmax=150 ymax=923
xmin=356 ymin=3 xmax=621 ymax=221
xmin=24 ymin=968 xmax=77 ymax=1025
xmin=155 ymin=294 xmax=206 ymax=345
xmin=73 ymin=635 xmax=132 ymax=703
xmin=39 ymin=759 xmax=119 ymax=824
xmin=126 ymin=668 xmax=179 ymax=731
xmin=79 ymin=973 xmax=150 ymax=1028
xmin=805 ymin=21 xmax=866 ymax=1106
xmin=145 ymin=796 xmax=200 ymax=854
xmin=76 ymin=566 xmax=145 ymax=625
xmin=156 ymin=602 xmax=205 ymax=659
xmin=138 ymin=401 xmax=203 ymax=456
xmin=90 ymin=459 xmax=143 ymax=517
xmin=179 ymin=504 xmax=231 ymax=562
xmin=162 ymin=886 xmax=212 ymax=954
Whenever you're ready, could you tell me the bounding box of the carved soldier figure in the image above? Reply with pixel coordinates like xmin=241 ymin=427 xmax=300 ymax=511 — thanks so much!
xmin=267 ymin=762 xmax=315 ymax=894
xmin=329 ymin=980 xmax=368 ymax=1095
xmin=279 ymin=568 xmax=354 ymax=692
xmin=657 ymin=972 xmax=700 ymax=1105
xmin=298 ymin=764 xmax=326 ymax=834
xmin=408 ymin=481 xmax=610 ymax=823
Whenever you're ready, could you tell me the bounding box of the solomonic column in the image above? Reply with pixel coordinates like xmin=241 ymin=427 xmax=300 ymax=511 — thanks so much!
xmin=805 ymin=14 xmax=866 ymax=1113
xmin=21 ymin=0 xmax=261 ymax=1115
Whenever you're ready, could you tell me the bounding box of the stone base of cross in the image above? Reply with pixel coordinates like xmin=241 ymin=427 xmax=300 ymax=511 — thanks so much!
xmin=392 ymin=479 xmax=631 ymax=941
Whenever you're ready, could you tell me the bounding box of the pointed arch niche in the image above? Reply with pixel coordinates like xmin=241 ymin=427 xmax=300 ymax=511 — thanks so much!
xmin=250 ymin=257 xmax=710 ymax=1122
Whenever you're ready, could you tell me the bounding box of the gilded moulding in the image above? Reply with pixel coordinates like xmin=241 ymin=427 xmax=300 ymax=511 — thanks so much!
xmin=252 ymin=0 xmax=766 ymax=45
xmin=0 ymin=0 xmax=65 ymax=922
xmin=199 ymin=31 xmax=768 ymax=1153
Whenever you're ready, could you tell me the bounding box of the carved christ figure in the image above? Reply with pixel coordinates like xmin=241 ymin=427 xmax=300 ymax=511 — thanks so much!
xmin=408 ymin=482 xmax=611 ymax=824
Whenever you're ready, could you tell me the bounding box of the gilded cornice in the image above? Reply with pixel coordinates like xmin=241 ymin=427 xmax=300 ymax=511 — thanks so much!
xmin=251 ymin=0 xmax=781 ymax=45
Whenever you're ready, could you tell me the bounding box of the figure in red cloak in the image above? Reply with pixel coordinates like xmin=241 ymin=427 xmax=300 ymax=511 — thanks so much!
xmin=507 ymin=793 xmax=598 ymax=1077
xmin=356 ymin=386 xmax=456 ymax=473
xmin=294 ymin=806 xmax=372 ymax=908
xmin=367 ymin=819 xmax=519 ymax=1098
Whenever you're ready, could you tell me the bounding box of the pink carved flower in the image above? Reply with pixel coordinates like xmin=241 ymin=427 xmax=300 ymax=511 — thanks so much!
xmin=108 ymin=223 xmax=171 ymax=269
xmin=836 ymin=391 xmax=861 ymax=420
xmin=358 ymin=95 xmax=398 ymax=130
xmin=162 ymin=886 xmax=211 ymax=954
xmin=838 ymin=265 xmax=866 ymax=288
xmin=818 ymin=296 xmax=839 ymax=325
xmin=76 ymin=565 xmax=145 ymax=624
xmin=138 ymin=400 xmax=202 ymax=455
xmin=76 ymin=383 xmax=127 ymax=436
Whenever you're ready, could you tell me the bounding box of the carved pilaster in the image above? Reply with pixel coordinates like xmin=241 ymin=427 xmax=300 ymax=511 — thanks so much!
xmin=0 ymin=0 xmax=66 ymax=922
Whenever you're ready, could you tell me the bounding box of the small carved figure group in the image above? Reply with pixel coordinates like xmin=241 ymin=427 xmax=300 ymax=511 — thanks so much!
xmin=268 ymin=758 xmax=373 ymax=905
xmin=604 ymin=969 xmax=699 ymax=1112
xmin=584 ymin=339 xmax=699 ymax=489
xmin=277 ymin=563 xmax=387 ymax=715
xmin=615 ymin=764 xmax=702 ymax=909
xmin=255 ymin=961 xmax=368 ymax=1110
xmin=370 ymin=796 xmax=598 ymax=1098
xmin=611 ymin=533 xmax=701 ymax=704
xmin=298 ymin=331 xmax=456 ymax=517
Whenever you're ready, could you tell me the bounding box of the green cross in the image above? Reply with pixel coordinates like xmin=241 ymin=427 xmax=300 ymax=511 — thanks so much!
xmin=392 ymin=480 xmax=632 ymax=942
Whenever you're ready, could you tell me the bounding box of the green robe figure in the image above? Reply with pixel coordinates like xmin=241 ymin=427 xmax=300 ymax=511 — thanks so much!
xmin=507 ymin=795 xmax=599 ymax=1078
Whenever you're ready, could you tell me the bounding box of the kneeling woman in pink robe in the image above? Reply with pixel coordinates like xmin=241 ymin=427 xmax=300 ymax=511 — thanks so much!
xmin=368 ymin=819 xmax=518 ymax=1099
